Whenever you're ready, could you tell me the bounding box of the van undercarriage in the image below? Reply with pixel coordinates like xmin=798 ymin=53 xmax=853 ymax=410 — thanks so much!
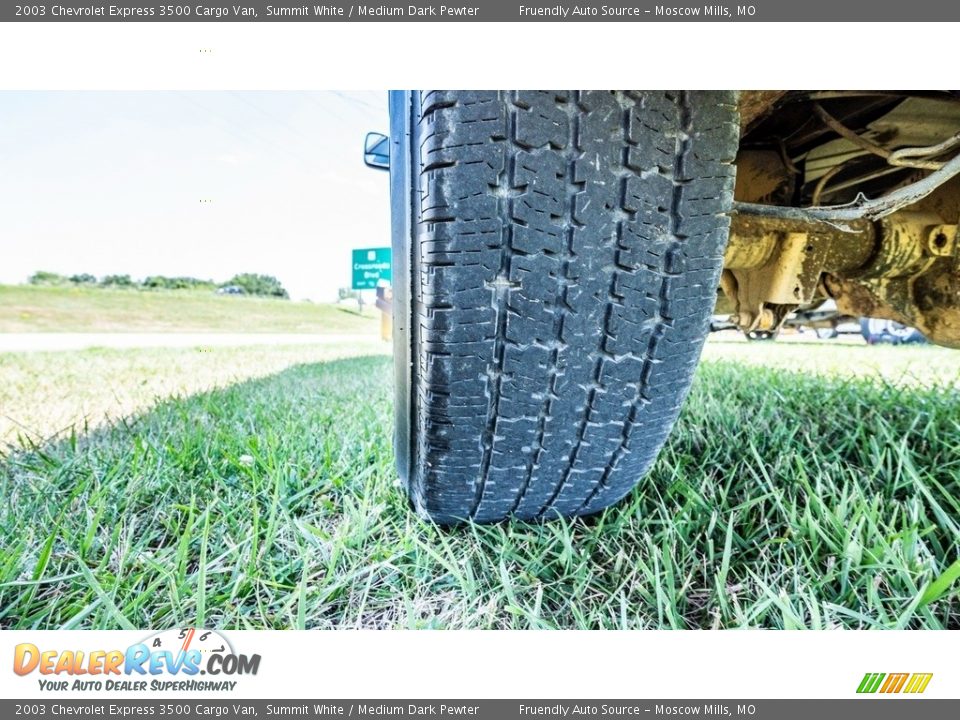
xmin=728 ymin=91 xmax=960 ymax=347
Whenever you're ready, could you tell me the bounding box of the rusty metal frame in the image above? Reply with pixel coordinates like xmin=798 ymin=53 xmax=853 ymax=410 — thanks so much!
xmin=721 ymin=211 xmax=960 ymax=346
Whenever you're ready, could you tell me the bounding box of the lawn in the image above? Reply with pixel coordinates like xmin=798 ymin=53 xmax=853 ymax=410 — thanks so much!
xmin=0 ymin=339 xmax=958 ymax=629
xmin=0 ymin=284 xmax=378 ymax=333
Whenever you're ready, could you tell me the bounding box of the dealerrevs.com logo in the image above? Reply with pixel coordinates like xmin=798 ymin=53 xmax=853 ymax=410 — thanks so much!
xmin=857 ymin=672 xmax=933 ymax=694
xmin=13 ymin=629 xmax=261 ymax=693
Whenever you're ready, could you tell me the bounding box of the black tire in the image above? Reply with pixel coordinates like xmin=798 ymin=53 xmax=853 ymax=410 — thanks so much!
xmin=390 ymin=91 xmax=739 ymax=523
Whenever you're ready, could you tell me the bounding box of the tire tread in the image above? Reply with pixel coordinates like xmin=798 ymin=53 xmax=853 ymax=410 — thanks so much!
xmin=404 ymin=90 xmax=738 ymax=523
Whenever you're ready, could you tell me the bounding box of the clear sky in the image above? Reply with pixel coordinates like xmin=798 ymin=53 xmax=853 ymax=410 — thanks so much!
xmin=0 ymin=91 xmax=391 ymax=301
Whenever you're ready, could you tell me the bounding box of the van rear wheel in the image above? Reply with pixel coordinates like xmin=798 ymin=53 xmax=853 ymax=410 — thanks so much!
xmin=389 ymin=90 xmax=739 ymax=523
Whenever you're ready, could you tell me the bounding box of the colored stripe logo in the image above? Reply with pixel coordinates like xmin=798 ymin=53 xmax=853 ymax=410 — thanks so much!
xmin=857 ymin=672 xmax=933 ymax=694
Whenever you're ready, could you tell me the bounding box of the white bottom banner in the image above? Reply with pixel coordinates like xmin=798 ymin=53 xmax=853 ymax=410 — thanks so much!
xmin=0 ymin=630 xmax=953 ymax=699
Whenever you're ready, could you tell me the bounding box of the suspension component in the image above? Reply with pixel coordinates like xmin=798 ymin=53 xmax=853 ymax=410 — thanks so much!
xmin=722 ymin=214 xmax=876 ymax=332
xmin=721 ymin=211 xmax=960 ymax=345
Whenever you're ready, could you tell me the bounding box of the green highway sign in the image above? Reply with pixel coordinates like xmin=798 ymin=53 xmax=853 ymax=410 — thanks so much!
xmin=352 ymin=247 xmax=392 ymax=290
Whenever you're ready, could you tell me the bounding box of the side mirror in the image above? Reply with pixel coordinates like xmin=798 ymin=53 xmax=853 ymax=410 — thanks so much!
xmin=364 ymin=132 xmax=390 ymax=170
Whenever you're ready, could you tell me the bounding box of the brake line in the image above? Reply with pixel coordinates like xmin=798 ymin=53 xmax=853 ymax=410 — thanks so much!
xmin=734 ymin=150 xmax=960 ymax=229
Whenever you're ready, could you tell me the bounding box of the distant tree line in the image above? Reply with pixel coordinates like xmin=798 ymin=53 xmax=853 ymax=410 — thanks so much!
xmin=223 ymin=273 xmax=289 ymax=298
xmin=27 ymin=271 xmax=289 ymax=298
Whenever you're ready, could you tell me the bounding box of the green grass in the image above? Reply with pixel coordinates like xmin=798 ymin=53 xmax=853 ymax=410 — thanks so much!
xmin=0 ymin=340 xmax=958 ymax=629
xmin=0 ymin=284 xmax=378 ymax=333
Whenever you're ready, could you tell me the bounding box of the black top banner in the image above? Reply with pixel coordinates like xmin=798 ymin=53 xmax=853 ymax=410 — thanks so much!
xmin=3 ymin=0 xmax=957 ymax=22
